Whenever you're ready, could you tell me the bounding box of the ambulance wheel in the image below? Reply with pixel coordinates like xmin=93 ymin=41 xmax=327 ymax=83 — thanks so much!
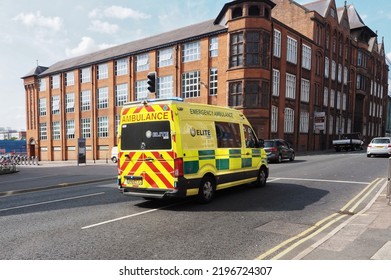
xmin=255 ymin=166 xmax=267 ymax=188
xmin=198 ymin=176 xmax=215 ymax=203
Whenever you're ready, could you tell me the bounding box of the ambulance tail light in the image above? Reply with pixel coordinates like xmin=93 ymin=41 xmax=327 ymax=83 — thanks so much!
xmin=174 ymin=158 xmax=184 ymax=177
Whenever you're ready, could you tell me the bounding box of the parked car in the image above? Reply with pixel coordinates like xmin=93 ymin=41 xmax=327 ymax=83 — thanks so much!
xmin=366 ymin=137 xmax=391 ymax=158
xmin=111 ymin=146 xmax=118 ymax=163
xmin=263 ymin=139 xmax=295 ymax=163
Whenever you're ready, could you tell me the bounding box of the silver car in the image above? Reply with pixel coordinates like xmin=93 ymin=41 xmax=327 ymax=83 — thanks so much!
xmin=367 ymin=137 xmax=391 ymax=157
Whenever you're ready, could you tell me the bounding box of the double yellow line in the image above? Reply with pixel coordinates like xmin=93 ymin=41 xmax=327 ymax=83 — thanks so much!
xmin=256 ymin=178 xmax=385 ymax=260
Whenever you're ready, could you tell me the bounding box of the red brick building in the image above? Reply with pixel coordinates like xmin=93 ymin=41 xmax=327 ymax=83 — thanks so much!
xmin=22 ymin=0 xmax=388 ymax=161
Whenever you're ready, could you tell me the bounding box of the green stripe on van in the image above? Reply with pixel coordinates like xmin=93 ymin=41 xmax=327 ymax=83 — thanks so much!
xmin=229 ymin=149 xmax=241 ymax=158
xmin=199 ymin=150 xmax=215 ymax=160
xmin=217 ymin=159 xmax=229 ymax=170
xmin=184 ymin=161 xmax=199 ymax=174
xmin=242 ymin=158 xmax=252 ymax=168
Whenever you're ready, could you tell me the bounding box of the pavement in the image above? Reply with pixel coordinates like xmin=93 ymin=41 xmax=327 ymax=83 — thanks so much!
xmin=1 ymin=160 xmax=391 ymax=260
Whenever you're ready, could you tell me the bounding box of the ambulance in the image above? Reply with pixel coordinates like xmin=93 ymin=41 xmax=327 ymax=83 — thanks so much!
xmin=117 ymin=98 xmax=269 ymax=203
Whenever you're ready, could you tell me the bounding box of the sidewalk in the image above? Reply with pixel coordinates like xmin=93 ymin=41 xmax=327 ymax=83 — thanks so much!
xmin=299 ymin=182 xmax=391 ymax=260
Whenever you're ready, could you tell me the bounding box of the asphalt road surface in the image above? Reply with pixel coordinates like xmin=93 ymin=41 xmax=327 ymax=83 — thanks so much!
xmin=0 ymin=151 xmax=388 ymax=259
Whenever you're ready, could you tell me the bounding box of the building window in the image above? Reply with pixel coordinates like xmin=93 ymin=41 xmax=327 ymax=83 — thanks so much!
xmin=287 ymin=36 xmax=297 ymax=64
xmin=97 ymin=63 xmax=108 ymax=80
xmin=330 ymin=89 xmax=335 ymax=108
xmin=182 ymin=41 xmax=200 ymax=62
xmin=97 ymin=116 xmax=109 ymax=138
xmin=51 ymin=96 xmax=60 ymax=115
xmin=80 ymin=118 xmax=91 ymax=138
xmin=158 ymin=75 xmax=174 ymax=99
xmin=228 ymin=81 xmax=243 ymax=107
xmin=344 ymin=66 xmax=348 ymax=85
xmin=343 ymin=93 xmax=347 ymax=111
xmin=136 ymin=53 xmax=149 ymax=72
xmin=97 ymin=87 xmax=108 ymax=109
xmin=209 ymin=37 xmax=218 ymax=57
xmin=336 ymin=91 xmax=341 ymax=109
xmin=136 ymin=80 xmax=148 ymax=101
xmin=301 ymin=79 xmax=310 ymax=102
xmin=323 ymin=87 xmax=329 ymax=106
xmin=66 ymin=120 xmax=75 ymax=139
xmin=65 ymin=72 xmax=74 ymax=86
xmin=52 ymin=121 xmax=61 ymax=140
xmin=325 ymin=57 xmax=329 ymax=78
xmin=80 ymin=90 xmax=91 ymax=111
xmin=115 ymin=114 xmax=120 ymax=138
xmin=338 ymin=64 xmax=342 ymax=83
xmin=232 ymin=7 xmax=243 ymax=19
xmin=39 ymin=98 xmax=47 ymax=116
xmin=331 ymin=60 xmax=336 ymax=80
xmin=39 ymin=79 xmax=46 ymax=92
xmin=51 ymin=74 xmax=60 ymax=89
xmin=39 ymin=123 xmax=47 ymax=140
xmin=209 ymin=68 xmax=218 ymax=96
xmin=249 ymin=5 xmax=260 ymax=16
xmin=244 ymin=80 xmax=269 ymax=108
xmin=271 ymin=106 xmax=278 ymax=133
xmin=115 ymin=58 xmax=128 ymax=76
xmin=274 ymin=29 xmax=281 ymax=58
xmin=302 ymin=44 xmax=311 ymax=70
xmin=115 ymin=83 xmax=128 ymax=106
xmin=65 ymin=93 xmax=74 ymax=113
xmin=300 ymin=111 xmax=309 ymax=133
xmin=246 ymin=32 xmax=260 ymax=66
xmin=230 ymin=32 xmax=244 ymax=67
xmin=272 ymin=69 xmax=280 ymax=96
xmin=80 ymin=67 xmax=91 ymax=83
xmin=182 ymin=71 xmax=200 ymax=99
xmin=357 ymin=74 xmax=366 ymax=91
xmin=284 ymin=108 xmax=294 ymax=133
xmin=285 ymin=73 xmax=296 ymax=99
xmin=158 ymin=48 xmax=174 ymax=67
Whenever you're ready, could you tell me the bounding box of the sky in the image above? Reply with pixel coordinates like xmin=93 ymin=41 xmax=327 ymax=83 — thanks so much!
xmin=1 ymin=0 xmax=390 ymax=131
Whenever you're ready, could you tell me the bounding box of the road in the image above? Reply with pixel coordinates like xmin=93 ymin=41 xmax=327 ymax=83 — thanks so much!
xmin=0 ymin=151 xmax=388 ymax=259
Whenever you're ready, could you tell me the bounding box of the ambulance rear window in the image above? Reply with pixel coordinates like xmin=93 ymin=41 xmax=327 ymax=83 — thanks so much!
xmin=121 ymin=121 xmax=172 ymax=150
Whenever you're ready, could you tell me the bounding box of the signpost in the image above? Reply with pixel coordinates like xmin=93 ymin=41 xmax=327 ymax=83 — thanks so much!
xmin=78 ymin=138 xmax=86 ymax=165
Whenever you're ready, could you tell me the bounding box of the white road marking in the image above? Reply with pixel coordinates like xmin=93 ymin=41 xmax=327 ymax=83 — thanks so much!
xmin=269 ymin=177 xmax=369 ymax=185
xmin=82 ymin=201 xmax=185 ymax=230
xmin=0 ymin=192 xmax=105 ymax=212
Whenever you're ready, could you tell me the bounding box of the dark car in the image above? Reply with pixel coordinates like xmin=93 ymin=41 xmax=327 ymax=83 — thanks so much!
xmin=263 ymin=139 xmax=295 ymax=163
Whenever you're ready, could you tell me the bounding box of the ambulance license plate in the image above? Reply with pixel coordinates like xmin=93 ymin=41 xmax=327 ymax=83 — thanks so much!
xmin=125 ymin=179 xmax=143 ymax=186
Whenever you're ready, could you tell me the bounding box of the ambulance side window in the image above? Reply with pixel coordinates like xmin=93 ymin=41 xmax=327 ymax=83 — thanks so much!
xmin=215 ymin=122 xmax=241 ymax=148
xmin=243 ymin=124 xmax=259 ymax=148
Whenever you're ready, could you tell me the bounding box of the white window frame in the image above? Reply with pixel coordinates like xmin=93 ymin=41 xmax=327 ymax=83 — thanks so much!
xmin=65 ymin=93 xmax=74 ymax=113
xmin=51 ymin=74 xmax=60 ymax=89
xmin=136 ymin=54 xmax=149 ymax=72
xmin=274 ymin=29 xmax=281 ymax=58
xmin=286 ymin=73 xmax=296 ymax=99
xmin=158 ymin=48 xmax=174 ymax=67
xmin=209 ymin=37 xmax=218 ymax=57
xmin=97 ymin=63 xmax=108 ymax=80
xmin=115 ymin=58 xmax=128 ymax=76
xmin=158 ymin=75 xmax=174 ymax=99
xmin=301 ymin=78 xmax=310 ymax=102
xmin=182 ymin=41 xmax=200 ymax=62
xmin=66 ymin=120 xmax=75 ymax=139
xmin=287 ymin=36 xmax=297 ymax=64
xmin=51 ymin=95 xmax=60 ymax=115
xmin=80 ymin=118 xmax=91 ymax=138
xmin=52 ymin=121 xmax=61 ymax=140
xmin=300 ymin=111 xmax=309 ymax=133
xmin=272 ymin=69 xmax=280 ymax=96
xmin=80 ymin=90 xmax=91 ymax=111
xmin=323 ymin=87 xmax=329 ymax=106
xmin=271 ymin=105 xmax=278 ymax=133
xmin=39 ymin=98 xmax=47 ymax=116
xmin=65 ymin=71 xmax=74 ymax=86
xmin=209 ymin=68 xmax=218 ymax=96
xmin=81 ymin=67 xmax=91 ymax=83
xmin=284 ymin=108 xmax=294 ymax=133
xmin=136 ymin=80 xmax=148 ymax=101
xmin=97 ymin=116 xmax=109 ymax=138
xmin=182 ymin=71 xmax=200 ymax=98
xmin=97 ymin=87 xmax=109 ymax=109
xmin=302 ymin=44 xmax=311 ymax=70
xmin=115 ymin=83 xmax=128 ymax=106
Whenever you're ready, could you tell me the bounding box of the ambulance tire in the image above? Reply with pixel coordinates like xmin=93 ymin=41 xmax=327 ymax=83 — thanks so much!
xmin=198 ymin=176 xmax=215 ymax=204
xmin=255 ymin=166 xmax=267 ymax=188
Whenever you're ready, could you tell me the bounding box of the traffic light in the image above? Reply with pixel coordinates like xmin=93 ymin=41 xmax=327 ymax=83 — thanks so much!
xmin=147 ymin=72 xmax=156 ymax=93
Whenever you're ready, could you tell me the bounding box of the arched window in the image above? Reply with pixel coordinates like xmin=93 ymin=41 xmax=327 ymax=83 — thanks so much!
xmin=232 ymin=7 xmax=243 ymax=19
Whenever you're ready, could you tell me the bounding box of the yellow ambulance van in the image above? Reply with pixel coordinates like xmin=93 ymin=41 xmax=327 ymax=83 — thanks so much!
xmin=117 ymin=98 xmax=269 ymax=203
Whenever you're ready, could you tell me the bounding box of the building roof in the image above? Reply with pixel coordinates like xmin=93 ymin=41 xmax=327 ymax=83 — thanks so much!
xmin=302 ymin=0 xmax=331 ymax=17
xmin=21 ymin=65 xmax=48 ymax=79
xmin=346 ymin=4 xmax=376 ymax=37
xmin=36 ymin=19 xmax=227 ymax=77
